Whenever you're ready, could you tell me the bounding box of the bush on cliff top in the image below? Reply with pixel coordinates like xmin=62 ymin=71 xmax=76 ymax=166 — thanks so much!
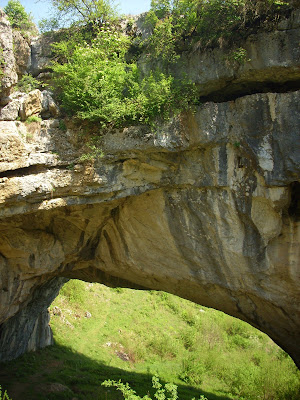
xmin=40 ymin=0 xmax=118 ymax=30
xmin=3 ymin=0 xmax=35 ymax=31
xmin=144 ymin=0 xmax=293 ymax=60
xmin=51 ymin=25 xmax=196 ymax=128
xmin=49 ymin=0 xmax=294 ymax=128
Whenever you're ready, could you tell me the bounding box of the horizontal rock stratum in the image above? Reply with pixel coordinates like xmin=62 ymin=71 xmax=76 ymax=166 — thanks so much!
xmin=0 ymin=8 xmax=299 ymax=367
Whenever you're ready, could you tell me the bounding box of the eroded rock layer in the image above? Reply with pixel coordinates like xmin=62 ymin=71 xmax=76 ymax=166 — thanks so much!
xmin=0 ymin=9 xmax=299 ymax=366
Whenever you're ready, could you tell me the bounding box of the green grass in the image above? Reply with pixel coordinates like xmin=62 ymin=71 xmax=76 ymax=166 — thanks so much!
xmin=0 ymin=280 xmax=299 ymax=400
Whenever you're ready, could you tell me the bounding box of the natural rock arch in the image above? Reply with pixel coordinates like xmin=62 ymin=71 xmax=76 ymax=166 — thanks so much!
xmin=0 ymin=7 xmax=299 ymax=368
xmin=0 ymin=96 xmax=299 ymax=365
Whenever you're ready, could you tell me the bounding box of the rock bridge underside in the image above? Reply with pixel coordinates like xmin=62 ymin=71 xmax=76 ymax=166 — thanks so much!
xmin=0 ymin=8 xmax=299 ymax=368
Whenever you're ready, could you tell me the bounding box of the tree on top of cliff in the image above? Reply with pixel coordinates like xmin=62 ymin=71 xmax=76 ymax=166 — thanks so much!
xmin=42 ymin=0 xmax=118 ymax=29
xmin=3 ymin=0 xmax=36 ymax=31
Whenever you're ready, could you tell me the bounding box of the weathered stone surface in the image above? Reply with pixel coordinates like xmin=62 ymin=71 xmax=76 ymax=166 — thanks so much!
xmin=41 ymin=90 xmax=60 ymax=119
xmin=0 ymin=10 xmax=18 ymax=103
xmin=0 ymin=119 xmax=59 ymax=173
xmin=0 ymin=94 xmax=21 ymax=121
xmin=0 ymin=277 xmax=67 ymax=361
xmin=12 ymin=30 xmax=31 ymax=78
xmin=19 ymin=89 xmax=42 ymax=120
xmin=0 ymin=90 xmax=299 ymax=366
xmin=29 ymin=35 xmax=54 ymax=77
xmin=171 ymin=8 xmax=300 ymax=99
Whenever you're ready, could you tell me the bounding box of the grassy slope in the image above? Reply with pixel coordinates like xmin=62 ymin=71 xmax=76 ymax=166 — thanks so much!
xmin=0 ymin=280 xmax=299 ymax=400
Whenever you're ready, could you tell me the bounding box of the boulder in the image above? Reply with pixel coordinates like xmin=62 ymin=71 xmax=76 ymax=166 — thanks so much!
xmin=0 ymin=96 xmax=21 ymax=121
xmin=19 ymin=89 xmax=42 ymax=120
xmin=41 ymin=90 xmax=60 ymax=119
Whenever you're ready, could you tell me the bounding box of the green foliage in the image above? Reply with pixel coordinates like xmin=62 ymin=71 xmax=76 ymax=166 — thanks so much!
xmin=144 ymin=15 xmax=180 ymax=64
xmin=79 ymin=143 xmax=104 ymax=162
xmin=179 ymin=358 xmax=205 ymax=386
xmin=42 ymin=0 xmax=118 ymax=29
xmin=47 ymin=0 xmax=295 ymax=130
xmin=150 ymin=0 xmax=173 ymax=19
xmin=2 ymin=281 xmax=300 ymax=399
xmin=144 ymin=0 xmax=293 ymax=60
xmin=0 ymin=386 xmax=11 ymax=400
xmin=59 ymin=119 xmax=67 ymax=132
xmin=59 ymin=279 xmax=87 ymax=303
xmin=16 ymin=74 xmax=40 ymax=93
xmin=38 ymin=17 xmax=60 ymax=33
xmin=3 ymin=0 xmax=34 ymax=31
xmin=52 ymin=26 xmax=196 ymax=128
xmin=102 ymin=375 xmax=206 ymax=400
xmin=25 ymin=115 xmax=42 ymax=123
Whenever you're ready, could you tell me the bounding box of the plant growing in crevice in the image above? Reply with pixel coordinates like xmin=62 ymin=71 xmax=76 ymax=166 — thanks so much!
xmin=79 ymin=143 xmax=104 ymax=162
xmin=16 ymin=74 xmax=41 ymax=93
xmin=25 ymin=115 xmax=42 ymax=123
xmin=225 ymin=47 xmax=250 ymax=66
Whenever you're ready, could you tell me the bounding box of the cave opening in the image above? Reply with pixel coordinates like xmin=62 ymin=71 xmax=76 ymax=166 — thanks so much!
xmin=2 ymin=278 xmax=300 ymax=400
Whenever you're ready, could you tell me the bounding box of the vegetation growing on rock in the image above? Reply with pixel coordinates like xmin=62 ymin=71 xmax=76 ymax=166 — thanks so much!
xmin=3 ymin=0 xmax=36 ymax=33
xmin=46 ymin=0 xmax=295 ymax=129
xmin=51 ymin=25 xmax=195 ymax=127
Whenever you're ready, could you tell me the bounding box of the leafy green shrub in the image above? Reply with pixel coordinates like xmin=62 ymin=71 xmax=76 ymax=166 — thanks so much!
xmin=3 ymin=0 xmax=35 ymax=31
xmin=79 ymin=143 xmax=104 ymax=162
xmin=43 ymin=0 xmax=117 ymax=29
xmin=102 ymin=375 xmax=208 ymax=400
xmin=226 ymin=47 xmax=250 ymax=65
xmin=16 ymin=74 xmax=40 ymax=93
xmin=59 ymin=279 xmax=89 ymax=304
xmin=144 ymin=0 xmax=293 ymax=61
xmin=144 ymin=15 xmax=180 ymax=64
xmin=38 ymin=17 xmax=60 ymax=33
xmin=52 ymin=26 xmax=196 ymax=128
xmin=147 ymin=333 xmax=178 ymax=359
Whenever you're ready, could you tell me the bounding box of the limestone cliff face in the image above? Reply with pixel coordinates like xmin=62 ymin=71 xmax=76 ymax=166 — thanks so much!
xmin=0 ymin=10 xmax=17 ymax=105
xmin=0 ymin=10 xmax=299 ymax=366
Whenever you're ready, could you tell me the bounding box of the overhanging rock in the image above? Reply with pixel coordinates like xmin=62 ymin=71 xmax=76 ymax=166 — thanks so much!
xmin=0 ymin=8 xmax=299 ymax=367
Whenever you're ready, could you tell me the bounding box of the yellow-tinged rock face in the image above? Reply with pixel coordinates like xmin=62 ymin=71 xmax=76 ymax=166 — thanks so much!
xmin=19 ymin=89 xmax=42 ymax=121
xmin=0 ymin=90 xmax=299 ymax=366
